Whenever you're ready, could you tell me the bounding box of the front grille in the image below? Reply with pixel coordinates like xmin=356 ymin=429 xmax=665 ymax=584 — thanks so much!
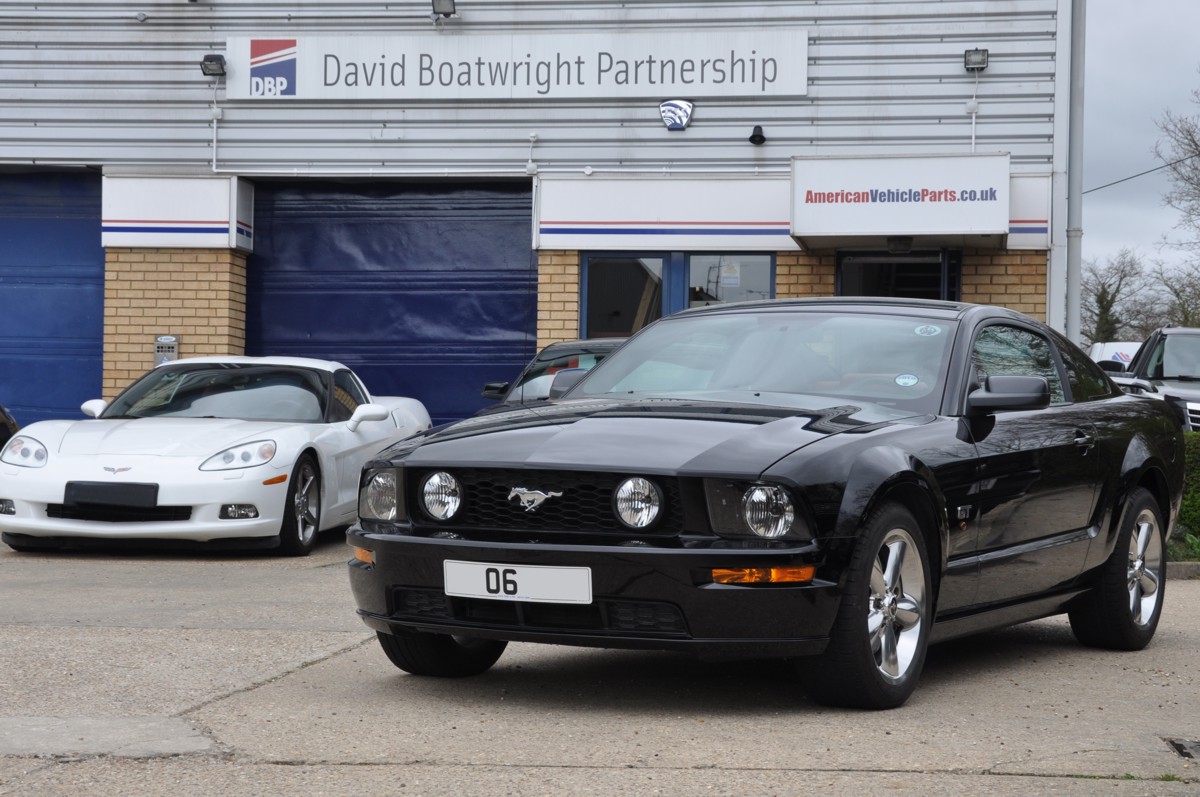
xmin=1188 ymin=402 xmax=1200 ymax=431
xmin=409 ymin=468 xmax=684 ymax=535
xmin=392 ymin=587 xmax=688 ymax=636
xmin=46 ymin=504 xmax=192 ymax=523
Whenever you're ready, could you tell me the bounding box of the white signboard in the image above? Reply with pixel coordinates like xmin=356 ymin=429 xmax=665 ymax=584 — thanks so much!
xmin=101 ymin=177 xmax=254 ymax=251
xmin=791 ymin=153 xmax=1011 ymax=238
xmin=537 ymin=175 xmax=796 ymax=251
xmin=226 ymin=29 xmax=807 ymax=101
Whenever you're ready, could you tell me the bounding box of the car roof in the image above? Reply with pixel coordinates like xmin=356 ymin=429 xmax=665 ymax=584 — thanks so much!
xmin=156 ymin=355 xmax=347 ymax=373
xmin=673 ymin=296 xmax=987 ymax=321
xmin=535 ymin=338 xmax=625 ymax=360
xmin=1160 ymin=327 xmax=1200 ymax=336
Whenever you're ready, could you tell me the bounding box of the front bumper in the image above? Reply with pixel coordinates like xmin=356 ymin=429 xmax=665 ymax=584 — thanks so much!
xmin=347 ymin=527 xmax=840 ymax=659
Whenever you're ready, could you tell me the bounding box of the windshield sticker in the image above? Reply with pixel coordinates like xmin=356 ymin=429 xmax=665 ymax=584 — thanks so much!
xmin=914 ymin=325 xmax=942 ymax=337
xmin=895 ymin=374 xmax=920 ymax=388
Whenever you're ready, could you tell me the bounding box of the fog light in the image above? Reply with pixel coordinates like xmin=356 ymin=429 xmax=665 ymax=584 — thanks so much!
xmin=0 ymin=499 xmax=13 ymax=515
xmin=219 ymin=504 xmax=260 ymax=520
xmin=420 ymin=471 xmax=462 ymax=521
xmin=614 ymin=476 xmax=662 ymax=529
xmin=712 ymin=566 xmax=815 ymax=585
xmin=352 ymin=546 xmax=375 ymax=565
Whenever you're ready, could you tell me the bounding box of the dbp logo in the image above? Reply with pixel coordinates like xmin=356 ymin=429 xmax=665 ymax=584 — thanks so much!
xmin=250 ymin=39 xmax=297 ymax=97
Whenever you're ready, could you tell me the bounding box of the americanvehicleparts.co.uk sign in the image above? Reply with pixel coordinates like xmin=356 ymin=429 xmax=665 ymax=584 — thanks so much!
xmin=225 ymin=29 xmax=807 ymax=101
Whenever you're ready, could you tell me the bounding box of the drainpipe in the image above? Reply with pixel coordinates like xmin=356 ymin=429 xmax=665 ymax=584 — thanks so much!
xmin=1066 ymin=0 xmax=1086 ymax=342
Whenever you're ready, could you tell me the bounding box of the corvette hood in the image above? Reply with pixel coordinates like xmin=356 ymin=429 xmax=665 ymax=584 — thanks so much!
xmin=399 ymin=397 xmax=927 ymax=476
xmin=44 ymin=418 xmax=293 ymax=458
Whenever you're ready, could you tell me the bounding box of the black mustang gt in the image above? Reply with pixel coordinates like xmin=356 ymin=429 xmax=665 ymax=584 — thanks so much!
xmin=348 ymin=299 xmax=1185 ymax=709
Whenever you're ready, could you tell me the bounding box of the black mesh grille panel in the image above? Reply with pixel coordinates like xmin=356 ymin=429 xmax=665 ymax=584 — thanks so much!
xmin=46 ymin=504 xmax=192 ymax=523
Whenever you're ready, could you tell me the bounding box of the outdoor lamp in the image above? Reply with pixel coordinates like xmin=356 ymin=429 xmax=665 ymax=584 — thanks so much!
xmin=200 ymin=54 xmax=226 ymax=77
xmin=964 ymin=48 xmax=989 ymax=72
xmin=432 ymin=0 xmax=457 ymax=17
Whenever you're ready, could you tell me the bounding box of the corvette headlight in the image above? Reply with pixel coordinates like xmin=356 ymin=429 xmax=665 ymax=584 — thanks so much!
xmin=420 ymin=471 xmax=462 ymax=521
xmin=199 ymin=440 xmax=277 ymax=471
xmin=1 ymin=436 xmax=48 ymax=468
xmin=360 ymin=469 xmax=400 ymax=522
xmin=614 ymin=476 xmax=662 ymax=529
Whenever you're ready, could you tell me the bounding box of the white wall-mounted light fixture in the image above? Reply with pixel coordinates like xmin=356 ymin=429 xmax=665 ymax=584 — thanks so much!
xmin=964 ymin=48 xmax=989 ymax=72
xmin=431 ymin=0 xmax=458 ymax=28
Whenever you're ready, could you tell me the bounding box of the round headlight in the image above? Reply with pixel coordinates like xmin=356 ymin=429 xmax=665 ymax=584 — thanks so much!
xmin=614 ymin=477 xmax=662 ymax=529
xmin=362 ymin=471 xmax=398 ymax=522
xmin=741 ymin=485 xmax=795 ymax=538
xmin=421 ymin=471 xmax=462 ymax=521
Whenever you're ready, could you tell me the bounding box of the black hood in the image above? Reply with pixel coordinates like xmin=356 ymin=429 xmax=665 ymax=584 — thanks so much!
xmin=386 ymin=397 xmax=927 ymax=477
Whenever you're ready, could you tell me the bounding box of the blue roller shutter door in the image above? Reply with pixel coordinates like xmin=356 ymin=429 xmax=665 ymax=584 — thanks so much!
xmin=0 ymin=173 xmax=104 ymax=426
xmin=246 ymin=181 xmax=536 ymax=425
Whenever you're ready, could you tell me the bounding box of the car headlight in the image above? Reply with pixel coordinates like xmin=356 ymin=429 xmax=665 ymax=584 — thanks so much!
xmin=420 ymin=471 xmax=462 ymax=521
xmin=705 ymin=479 xmax=810 ymax=541
xmin=1 ymin=436 xmax=48 ymax=468
xmin=614 ymin=476 xmax=662 ymax=529
xmin=199 ymin=440 xmax=277 ymax=471
xmin=741 ymin=485 xmax=795 ymax=538
xmin=360 ymin=469 xmax=401 ymax=522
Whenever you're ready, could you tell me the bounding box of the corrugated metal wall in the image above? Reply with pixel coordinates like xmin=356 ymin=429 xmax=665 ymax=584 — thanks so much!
xmin=0 ymin=1 xmax=1062 ymax=175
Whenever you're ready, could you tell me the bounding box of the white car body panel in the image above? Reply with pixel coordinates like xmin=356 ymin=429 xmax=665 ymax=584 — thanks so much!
xmin=0 ymin=357 xmax=431 ymax=546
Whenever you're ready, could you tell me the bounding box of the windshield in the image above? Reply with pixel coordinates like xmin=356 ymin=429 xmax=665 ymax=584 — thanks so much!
xmin=572 ymin=310 xmax=957 ymax=414
xmin=1145 ymin=334 xmax=1200 ymax=380
xmin=103 ymin=364 xmax=330 ymax=422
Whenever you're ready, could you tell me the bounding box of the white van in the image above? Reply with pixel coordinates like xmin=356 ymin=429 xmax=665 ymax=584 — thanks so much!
xmin=1087 ymin=341 xmax=1140 ymax=367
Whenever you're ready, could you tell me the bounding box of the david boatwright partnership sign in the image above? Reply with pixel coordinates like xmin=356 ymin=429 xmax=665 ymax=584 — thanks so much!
xmin=226 ymin=29 xmax=807 ymax=101
xmin=791 ymin=154 xmax=1011 ymax=237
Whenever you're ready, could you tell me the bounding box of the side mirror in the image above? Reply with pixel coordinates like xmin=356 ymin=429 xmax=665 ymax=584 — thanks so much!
xmin=548 ymin=368 xmax=588 ymax=399
xmin=347 ymin=403 xmax=390 ymax=432
xmin=81 ymin=399 xmax=108 ymax=418
xmin=481 ymin=381 xmax=510 ymax=402
xmin=1110 ymin=374 xmax=1157 ymax=395
xmin=1096 ymin=360 xmax=1127 ymax=374
xmin=967 ymin=375 xmax=1050 ymax=414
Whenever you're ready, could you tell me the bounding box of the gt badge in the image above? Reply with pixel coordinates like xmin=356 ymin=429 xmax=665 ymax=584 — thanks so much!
xmin=507 ymin=487 xmax=563 ymax=512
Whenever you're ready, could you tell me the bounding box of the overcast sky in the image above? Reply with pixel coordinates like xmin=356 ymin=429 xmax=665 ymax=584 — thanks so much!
xmin=1082 ymin=0 xmax=1200 ymax=270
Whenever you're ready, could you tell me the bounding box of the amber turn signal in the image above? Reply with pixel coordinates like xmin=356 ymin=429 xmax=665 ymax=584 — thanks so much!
xmin=712 ymin=566 xmax=815 ymax=585
xmin=262 ymin=474 xmax=287 ymax=486
xmin=352 ymin=546 xmax=375 ymax=565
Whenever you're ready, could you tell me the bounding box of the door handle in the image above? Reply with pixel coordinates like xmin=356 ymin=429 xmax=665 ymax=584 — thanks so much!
xmin=1074 ymin=430 xmax=1095 ymax=454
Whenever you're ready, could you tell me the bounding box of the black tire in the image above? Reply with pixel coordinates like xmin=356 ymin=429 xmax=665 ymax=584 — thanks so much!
xmin=1068 ymin=486 xmax=1165 ymax=650
xmin=376 ymin=629 xmax=507 ymax=677
xmin=277 ymin=454 xmax=320 ymax=557
xmin=800 ymin=503 xmax=932 ymax=710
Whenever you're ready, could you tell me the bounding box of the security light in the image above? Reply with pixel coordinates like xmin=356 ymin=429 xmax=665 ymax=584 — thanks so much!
xmin=200 ymin=54 xmax=226 ymax=78
xmin=964 ymin=49 xmax=989 ymax=72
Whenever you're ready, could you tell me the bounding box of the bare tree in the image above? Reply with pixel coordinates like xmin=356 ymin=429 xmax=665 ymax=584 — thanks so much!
xmin=1149 ymin=260 xmax=1200 ymax=327
xmin=1081 ymin=249 xmax=1156 ymax=344
xmin=1156 ymin=94 xmax=1200 ymax=251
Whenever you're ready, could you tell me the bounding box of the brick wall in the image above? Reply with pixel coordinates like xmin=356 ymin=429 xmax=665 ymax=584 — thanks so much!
xmin=960 ymin=249 xmax=1048 ymax=321
xmin=103 ymin=248 xmax=247 ymax=398
xmin=776 ymin=250 xmax=837 ymax=298
xmin=536 ymin=249 xmax=581 ymax=348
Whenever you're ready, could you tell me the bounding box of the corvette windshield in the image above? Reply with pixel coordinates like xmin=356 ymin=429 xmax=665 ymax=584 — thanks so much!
xmin=103 ymin=365 xmax=329 ymax=422
xmin=573 ymin=310 xmax=957 ymax=414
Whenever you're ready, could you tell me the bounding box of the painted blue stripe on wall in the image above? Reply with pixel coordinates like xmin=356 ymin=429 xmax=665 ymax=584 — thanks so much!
xmin=101 ymin=226 xmax=229 ymax=234
xmin=1009 ymin=226 xmax=1048 ymax=234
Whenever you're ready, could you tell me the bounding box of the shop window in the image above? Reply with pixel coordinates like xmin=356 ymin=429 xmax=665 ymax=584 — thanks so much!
xmin=838 ymin=251 xmax=961 ymax=301
xmin=582 ymin=253 xmax=773 ymax=338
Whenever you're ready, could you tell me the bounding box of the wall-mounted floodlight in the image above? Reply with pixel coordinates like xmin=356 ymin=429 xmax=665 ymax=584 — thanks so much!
xmin=964 ymin=49 xmax=989 ymax=72
xmin=432 ymin=0 xmax=457 ymax=17
xmin=200 ymin=54 xmax=227 ymax=77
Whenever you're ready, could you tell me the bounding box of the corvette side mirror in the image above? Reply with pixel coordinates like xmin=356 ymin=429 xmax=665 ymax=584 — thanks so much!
xmin=348 ymin=403 xmax=390 ymax=431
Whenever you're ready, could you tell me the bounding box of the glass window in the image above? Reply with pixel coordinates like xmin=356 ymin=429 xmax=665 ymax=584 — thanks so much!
xmin=1050 ymin=331 xmax=1118 ymax=402
xmin=330 ymin=370 xmax=368 ymax=422
xmin=838 ymin=251 xmax=961 ymax=301
xmin=582 ymin=253 xmax=773 ymax=338
xmin=971 ymin=325 xmax=1065 ymax=405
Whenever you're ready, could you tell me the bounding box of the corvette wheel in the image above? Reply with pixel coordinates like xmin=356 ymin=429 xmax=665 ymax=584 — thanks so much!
xmin=376 ymin=630 xmax=507 ymax=677
xmin=277 ymin=454 xmax=320 ymax=557
xmin=801 ymin=503 xmax=931 ymax=710
xmin=1068 ymin=486 xmax=1165 ymax=650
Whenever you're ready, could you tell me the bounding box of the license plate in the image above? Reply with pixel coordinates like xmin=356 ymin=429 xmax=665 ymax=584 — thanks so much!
xmin=443 ymin=560 xmax=592 ymax=604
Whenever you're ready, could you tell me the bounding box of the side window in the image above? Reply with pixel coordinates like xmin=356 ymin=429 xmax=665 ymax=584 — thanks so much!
xmin=971 ymin=324 xmax=1066 ymax=405
xmin=1051 ymin=331 xmax=1117 ymax=402
xmin=330 ymin=370 xmax=367 ymax=422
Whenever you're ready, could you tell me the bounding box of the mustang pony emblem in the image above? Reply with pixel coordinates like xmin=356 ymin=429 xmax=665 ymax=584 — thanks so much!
xmin=103 ymin=466 xmax=132 ymax=474
xmin=507 ymin=487 xmax=563 ymax=512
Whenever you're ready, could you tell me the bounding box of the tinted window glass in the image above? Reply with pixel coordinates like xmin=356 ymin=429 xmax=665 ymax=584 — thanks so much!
xmin=971 ymin=325 xmax=1065 ymax=404
xmin=1051 ymin=331 xmax=1117 ymax=402
xmin=331 ymin=370 xmax=367 ymax=422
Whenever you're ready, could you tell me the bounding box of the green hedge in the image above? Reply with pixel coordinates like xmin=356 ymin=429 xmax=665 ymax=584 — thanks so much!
xmin=1182 ymin=431 xmax=1200 ymax=536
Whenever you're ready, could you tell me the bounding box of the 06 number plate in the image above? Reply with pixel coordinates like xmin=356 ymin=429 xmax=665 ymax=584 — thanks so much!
xmin=443 ymin=560 xmax=592 ymax=604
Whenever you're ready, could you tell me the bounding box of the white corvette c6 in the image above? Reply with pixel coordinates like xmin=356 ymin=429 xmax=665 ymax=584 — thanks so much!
xmin=0 ymin=356 xmax=431 ymax=556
